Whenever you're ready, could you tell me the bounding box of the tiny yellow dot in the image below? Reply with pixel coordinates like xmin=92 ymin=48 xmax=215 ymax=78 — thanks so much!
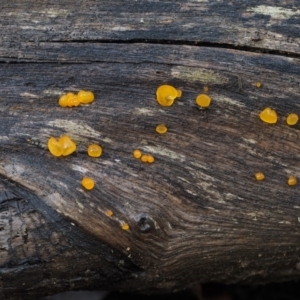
xmin=122 ymin=223 xmax=130 ymax=231
xmin=255 ymin=82 xmax=262 ymax=88
xmin=255 ymin=172 xmax=265 ymax=181
xmin=176 ymin=89 xmax=182 ymax=98
xmin=288 ymin=176 xmax=297 ymax=186
xmin=141 ymin=155 xmax=148 ymax=163
xmin=88 ymin=144 xmax=102 ymax=157
xmin=147 ymin=155 xmax=155 ymax=163
xmin=203 ymin=86 xmax=209 ymax=93
xmin=106 ymin=210 xmax=113 ymax=217
xmin=286 ymin=113 xmax=299 ymax=126
xmin=259 ymin=107 xmax=277 ymax=124
xmin=156 ymin=124 xmax=168 ymax=134
xmin=196 ymin=94 xmax=211 ymax=108
xmin=81 ymin=177 xmax=95 ymax=190
xmin=133 ymin=149 xmax=142 ymax=159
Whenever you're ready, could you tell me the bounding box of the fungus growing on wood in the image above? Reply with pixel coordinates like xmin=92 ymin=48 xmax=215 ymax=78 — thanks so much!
xmin=288 ymin=176 xmax=297 ymax=186
xmin=141 ymin=154 xmax=148 ymax=163
xmin=255 ymin=172 xmax=265 ymax=181
xmin=88 ymin=144 xmax=102 ymax=157
xmin=58 ymin=92 xmax=80 ymax=108
xmin=259 ymin=107 xmax=277 ymax=124
xmin=147 ymin=155 xmax=155 ymax=163
xmin=196 ymin=94 xmax=211 ymax=108
xmin=286 ymin=113 xmax=298 ymax=126
xmin=48 ymin=135 xmax=76 ymax=157
xmin=81 ymin=177 xmax=95 ymax=190
xmin=77 ymin=90 xmax=95 ymax=104
xmin=156 ymin=124 xmax=168 ymax=134
xmin=255 ymin=82 xmax=262 ymax=88
xmin=122 ymin=223 xmax=130 ymax=231
xmin=203 ymin=86 xmax=209 ymax=92
xmin=156 ymin=85 xmax=181 ymax=106
xmin=106 ymin=210 xmax=113 ymax=217
xmin=133 ymin=149 xmax=142 ymax=159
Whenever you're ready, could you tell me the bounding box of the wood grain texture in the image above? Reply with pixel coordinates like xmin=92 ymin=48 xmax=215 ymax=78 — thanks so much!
xmin=0 ymin=41 xmax=300 ymax=299
xmin=0 ymin=0 xmax=299 ymax=55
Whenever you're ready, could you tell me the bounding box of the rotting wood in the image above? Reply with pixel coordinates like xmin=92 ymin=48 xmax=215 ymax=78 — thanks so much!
xmin=0 ymin=43 xmax=300 ymax=299
xmin=0 ymin=0 xmax=300 ymax=299
xmin=0 ymin=0 xmax=299 ymax=55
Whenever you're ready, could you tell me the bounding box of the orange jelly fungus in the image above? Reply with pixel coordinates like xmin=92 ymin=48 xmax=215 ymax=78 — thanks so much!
xmin=286 ymin=113 xmax=299 ymax=126
xmin=141 ymin=155 xmax=149 ymax=163
xmin=88 ymin=144 xmax=102 ymax=157
xmin=59 ymin=135 xmax=77 ymax=156
xmin=196 ymin=94 xmax=211 ymax=108
xmin=254 ymin=172 xmax=265 ymax=181
xmin=147 ymin=155 xmax=155 ymax=163
xmin=288 ymin=176 xmax=297 ymax=186
xmin=81 ymin=177 xmax=95 ymax=190
xmin=156 ymin=124 xmax=168 ymax=134
xmin=59 ymin=92 xmax=79 ymax=108
xmin=77 ymin=90 xmax=95 ymax=104
xmin=156 ymin=85 xmax=179 ymax=106
xmin=122 ymin=223 xmax=130 ymax=231
xmin=48 ymin=137 xmax=63 ymax=157
xmin=48 ymin=135 xmax=76 ymax=157
xmin=106 ymin=210 xmax=113 ymax=217
xmin=133 ymin=149 xmax=142 ymax=159
xmin=259 ymin=107 xmax=277 ymax=124
xmin=255 ymin=82 xmax=262 ymax=88
xmin=203 ymin=86 xmax=209 ymax=93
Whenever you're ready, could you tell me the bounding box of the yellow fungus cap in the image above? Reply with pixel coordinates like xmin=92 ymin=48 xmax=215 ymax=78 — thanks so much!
xmin=156 ymin=85 xmax=178 ymax=107
xmin=196 ymin=94 xmax=211 ymax=108
xmin=81 ymin=177 xmax=95 ymax=190
xmin=77 ymin=90 xmax=95 ymax=104
xmin=58 ymin=94 xmax=68 ymax=107
xmin=156 ymin=124 xmax=168 ymax=134
xmin=254 ymin=172 xmax=265 ymax=181
xmin=255 ymin=82 xmax=262 ymax=88
xmin=147 ymin=155 xmax=155 ymax=163
xmin=65 ymin=92 xmax=79 ymax=107
xmin=133 ymin=149 xmax=142 ymax=159
xmin=122 ymin=223 xmax=130 ymax=231
xmin=286 ymin=113 xmax=298 ymax=126
xmin=259 ymin=107 xmax=277 ymax=124
xmin=48 ymin=137 xmax=63 ymax=157
xmin=176 ymin=89 xmax=182 ymax=98
xmin=141 ymin=154 xmax=148 ymax=163
xmin=288 ymin=176 xmax=297 ymax=186
xmin=106 ymin=210 xmax=113 ymax=217
xmin=203 ymin=86 xmax=209 ymax=93
xmin=59 ymin=135 xmax=77 ymax=156
xmin=88 ymin=144 xmax=102 ymax=157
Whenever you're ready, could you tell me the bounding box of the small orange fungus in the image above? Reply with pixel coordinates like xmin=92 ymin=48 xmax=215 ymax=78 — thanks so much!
xmin=59 ymin=135 xmax=77 ymax=156
xmin=77 ymin=90 xmax=95 ymax=104
xmin=203 ymin=86 xmax=209 ymax=93
xmin=156 ymin=124 xmax=168 ymax=134
xmin=196 ymin=94 xmax=211 ymax=108
xmin=48 ymin=135 xmax=76 ymax=157
xmin=288 ymin=176 xmax=297 ymax=186
xmin=48 ymin=137 xmax=63 ymax=157
xmin=259 ymin=107 xmax=277 ymax=124
xmin=59 ymin=92 xmax=80 ymax=108
xmin=156 ymin=85 xmax=179 ymax=106
xmin=81 ymin=177 xmax=95 ymax=190
xmin=122 ymin=223 xmax=130 ymax=231
xmin=141 ymin=155 xmax=149 ymax=163
xmin=176 ymin=89 xmax=182 ymax=98
xmin=106 ymin=210 xmax=113 ymax=217
xmin=133 ymin=149 xmax=142 ymax=159
xmin=254 ymin=172 xmax=265 ymax=181
xmin=88 ymin=144 xmax=102 ymax=157
xmin=286 ymin=113 xmax=299 ymax=126
xmin=255 ymin=82 xmax=262 ymax=88
xmin=147 ymin=155 xmax=155 ymax=163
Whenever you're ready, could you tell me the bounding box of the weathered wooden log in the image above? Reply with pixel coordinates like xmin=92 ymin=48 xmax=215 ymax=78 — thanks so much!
xmin=0 ymin=1 xmax=300 ymax=299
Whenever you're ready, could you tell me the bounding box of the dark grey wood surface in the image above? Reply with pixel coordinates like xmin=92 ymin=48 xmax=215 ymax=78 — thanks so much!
xmin=0 ymin=1 xmax=300 ymax=299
